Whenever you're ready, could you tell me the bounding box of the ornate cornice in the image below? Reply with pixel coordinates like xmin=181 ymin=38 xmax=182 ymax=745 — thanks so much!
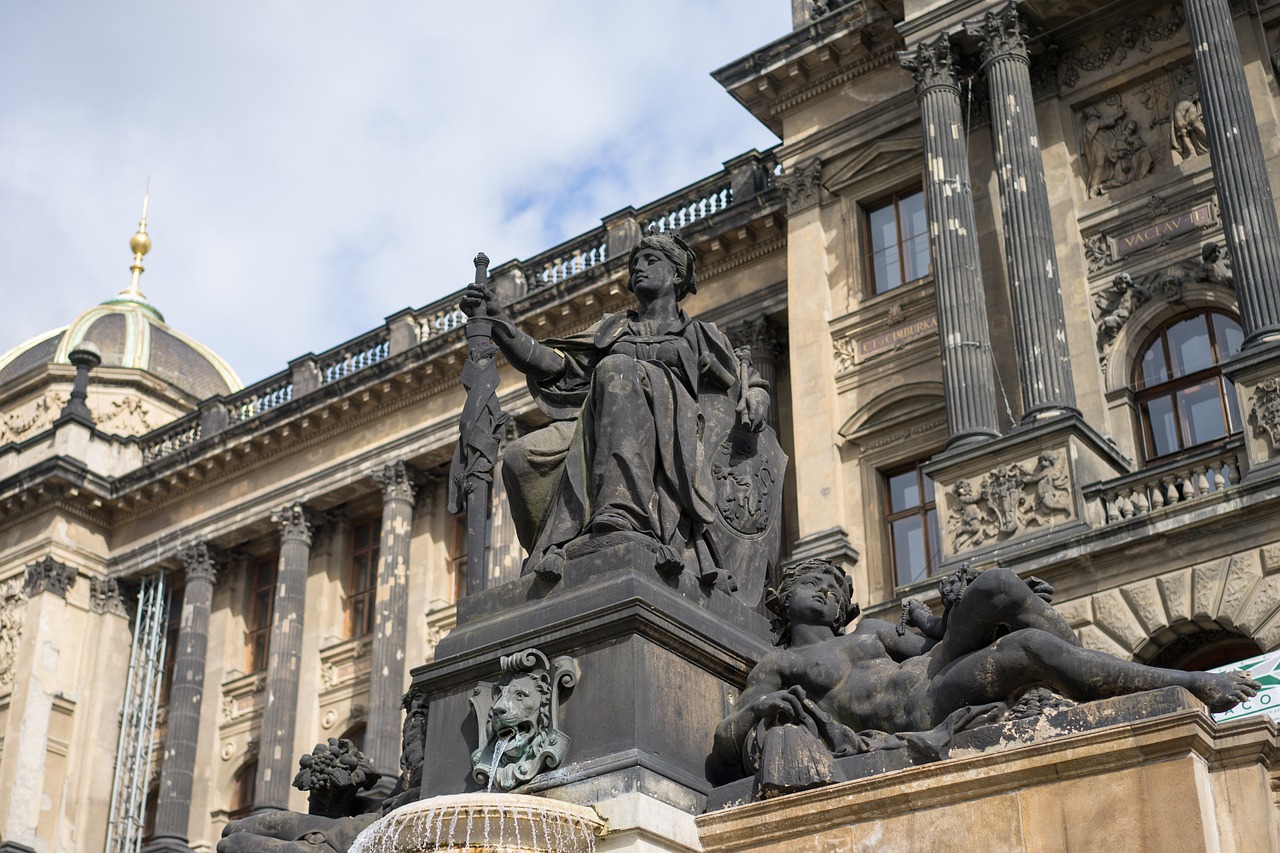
xmin=271 ymin=502 xmax=316 ymax=546
xmin=373 ymin=459 xmax=422 ymax=505
xmin=24 ymin=556 xmax=77 ymax=599
xmin=181 ymin=541 xmax=221 ymax=586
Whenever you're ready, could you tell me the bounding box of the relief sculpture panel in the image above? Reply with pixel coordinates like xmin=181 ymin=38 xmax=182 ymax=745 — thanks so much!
xmin=946 ymin=450 xmax=1073 ymax=553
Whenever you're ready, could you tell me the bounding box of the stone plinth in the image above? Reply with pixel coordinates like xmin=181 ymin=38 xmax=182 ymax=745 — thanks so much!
xmin=411 ymin=543 xmax=772 ymax=826
xmin=698 ymin=691 xmax=1280 ymax=852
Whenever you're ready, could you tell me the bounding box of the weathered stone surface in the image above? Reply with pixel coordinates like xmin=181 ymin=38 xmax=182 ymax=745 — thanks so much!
xmin=1192 ymin=557 xmax=1229 ymax=621
xmin=1218 ymin=550 xmax=1262 ymax=627
xmin=1119 ymin=579 xmax=1168 ymax=637
xmin=1158 ymin=568 xmax=1193 ymax=623
xmin=1235 ymin=573 xmax=1280 ymax=635
xmin=1090 ymin=589 xmax=1146 ymax=653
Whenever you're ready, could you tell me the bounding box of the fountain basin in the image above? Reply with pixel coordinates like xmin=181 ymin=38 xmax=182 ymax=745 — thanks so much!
xmin=349 ymin=792 xmax=607 ymax=853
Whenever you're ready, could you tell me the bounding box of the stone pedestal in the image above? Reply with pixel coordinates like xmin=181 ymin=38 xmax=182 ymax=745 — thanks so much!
xmin=410 ymin=544 xmax=773 ymax=850
xmin=924 ymin=415 xmax=1129 ymax=566
xmin=698 ymin=691 xmax=1280 ymax=852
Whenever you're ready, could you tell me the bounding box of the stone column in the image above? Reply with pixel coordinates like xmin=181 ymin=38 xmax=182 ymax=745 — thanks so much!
xmin=968 ymin=2 xmax=1077 ymax=421
xmin=366 ymin=462 xmax=419 ymax=774
xmin=1184 ymin=0 xmax=1280 ymax=346
xmin=726 ymin=316 xmax=785 ymax=434
xmin=255 ymin=503 xmax=314 ymax=811
xmin=902 ymin=35 xmax=1001 ymax=448
xmin=144 ymin=545 xmax=218 ymax=853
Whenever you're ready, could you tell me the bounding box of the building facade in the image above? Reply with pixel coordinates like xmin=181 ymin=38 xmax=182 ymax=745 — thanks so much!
xmin=4 ymin=0 xmax=1280 ymax=850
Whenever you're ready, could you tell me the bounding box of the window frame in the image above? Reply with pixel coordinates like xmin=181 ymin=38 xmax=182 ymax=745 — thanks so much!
xmin=1132 ymin=309 xmax=1243 ymax=462
xmin=862 ymin=186 xmax=930 ymax=296
xmin=882 ymin=461 xmax=942 ymax=588
xmin=245 ymin=554 xmax=278 ymax=674
xmin=343 ymin=514 xmax=382 ymax=639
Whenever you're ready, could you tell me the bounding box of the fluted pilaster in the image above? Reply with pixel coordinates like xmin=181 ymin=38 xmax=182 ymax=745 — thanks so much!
xmin=366 ymin=462 xmax=420 ymax=774
xmin=254 ymin=503 xmax=315 ymax=811
xmin=145 ymin=543 xmax=218 ymax=853
xmin=1184 ymin=0 xmax=1280 ymax=346
xmin=968 ymin=2 xmax=1077 ymax=421
xmin=902 ymin=34 xmax=1001 ymax=447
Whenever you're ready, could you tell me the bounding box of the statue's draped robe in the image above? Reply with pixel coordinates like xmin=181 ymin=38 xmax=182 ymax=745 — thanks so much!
xmin=503 ymin=310 xmax=763 ymax=577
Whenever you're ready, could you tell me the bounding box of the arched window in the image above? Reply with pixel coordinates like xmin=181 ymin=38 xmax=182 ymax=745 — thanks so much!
xmin=1133 ymin=310 xmax=1243 ymax=460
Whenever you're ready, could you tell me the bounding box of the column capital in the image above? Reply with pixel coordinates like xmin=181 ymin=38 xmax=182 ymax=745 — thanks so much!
xmin=23 ymin=556 xmax=76 ymax=599
xmin=966 ymin=1 xmax=1029 ymax=64
xmin=724 ymin=316 xmax=785 ymax=364
xmin=180 ymin=541 xmax=221 ymax=586
xmin=271 ymin=502 xmax=316 ymax=546
xmin=900 ymin=34 xmax=959 ymax=94
xmin=89 ymin=576 xmax=130 ymax=617
xmin=373 ymin=460 xmax=423 ymax=505
xmin=776 ymin=158 xmax=824 ymax=214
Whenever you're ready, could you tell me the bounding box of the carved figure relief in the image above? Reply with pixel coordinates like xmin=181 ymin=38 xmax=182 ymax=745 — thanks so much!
xmin=1080 ymin=104 xmax=1154 ymax=197
xmin=945 ymin=451 xmax=1073 ymax=552
xmin=1092 ymin=243 xmax=1229 ymax=369
xmin=1250 ymin=378 xmax=1280 ymax=454
xmin=0 ymin=578 xmax=27 ymax=686
xmin=1078 ymin=66 xmax=1206 ymax=198
xmin=0 ymin=390 xmax=68 ymax=444
xmin=469 ymin=648 xmax=579 ymax=792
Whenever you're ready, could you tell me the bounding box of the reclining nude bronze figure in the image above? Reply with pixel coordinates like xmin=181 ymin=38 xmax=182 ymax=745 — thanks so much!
xmin=712 ymin=559 xmax=1260 ymax=798
xmin=461 ymin=231 xmax=784 ymax=600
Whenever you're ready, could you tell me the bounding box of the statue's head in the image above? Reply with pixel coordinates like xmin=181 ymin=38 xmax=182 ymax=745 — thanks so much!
xmin=490 ymin=671 xmax=552 ymax=740
xmin=628 ymin=231 xmax=697 ymax=301
xmin=765 ymin=559 xmax=858 ymax=647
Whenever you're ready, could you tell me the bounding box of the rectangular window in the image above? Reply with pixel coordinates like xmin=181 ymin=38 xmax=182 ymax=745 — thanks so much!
xmin=246 ymin=555 xmax=277 ymax=673
xmin=884 ymin=462 xmax=941 ymax=587
xmin=344 ymin=516 xmax=381 ymax=638
xmin=865 ymin=188 xmax=930 ymax=295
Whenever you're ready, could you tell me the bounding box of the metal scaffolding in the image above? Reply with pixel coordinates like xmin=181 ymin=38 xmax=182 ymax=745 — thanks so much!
xmin=104 ymin=573 xmax=169 ymax=853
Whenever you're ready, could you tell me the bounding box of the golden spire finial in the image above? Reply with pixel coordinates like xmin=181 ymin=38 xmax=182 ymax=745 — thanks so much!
xmin=121 ymin=182 xmax=151 ymax=301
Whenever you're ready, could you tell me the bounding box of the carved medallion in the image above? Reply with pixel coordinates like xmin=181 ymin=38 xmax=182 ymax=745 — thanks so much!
xmin=712 ymin=428 xmax=776 ymax=536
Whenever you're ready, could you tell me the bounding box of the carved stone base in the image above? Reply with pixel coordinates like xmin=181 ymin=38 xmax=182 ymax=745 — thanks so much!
xmin=924 ymin=414 xmax=1129 ymax=565
xmin=698 ymin=690 xmax=1280 ymax=852
xmin=413 ymin=543 xmax=772 ymax=810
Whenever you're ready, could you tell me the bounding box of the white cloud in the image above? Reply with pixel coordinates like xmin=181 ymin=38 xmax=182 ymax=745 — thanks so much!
xmin=0 ymin=2 xmax=784 ymax=385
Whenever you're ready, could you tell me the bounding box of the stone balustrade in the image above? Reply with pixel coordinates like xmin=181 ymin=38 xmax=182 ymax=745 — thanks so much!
xmin=1085 ymin=441 xmax=1243 ymax=526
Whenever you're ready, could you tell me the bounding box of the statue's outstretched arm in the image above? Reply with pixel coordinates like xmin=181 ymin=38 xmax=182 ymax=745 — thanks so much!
xmin=460 ymin=282 xmax=566 ymax=381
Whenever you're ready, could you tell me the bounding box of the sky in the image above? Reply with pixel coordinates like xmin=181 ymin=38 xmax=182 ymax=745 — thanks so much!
xmin=0 ymin=2 xmax=785 ymax=387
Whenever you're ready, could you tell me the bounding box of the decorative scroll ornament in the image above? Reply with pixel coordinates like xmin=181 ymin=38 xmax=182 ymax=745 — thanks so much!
xmin=1056 ymin=7 xmax=1186 ymax=90
xmin=947 ymin=451 xmax=1072 ymax=552
xmin=23 ymin=556 xmax=76 ymax=598
xmin=1250 ymin=378 xmax=1280 ymax=452
xmin=92 ymin=395 xmax=153 ymax=436
xmin=899 ymin=34 xmax=957 ymax=93
xmin=0 ymin=391 xmax=68 ymax=445
xmin=776 ymin=158 xmax=823 ymax=213
xmin=0 ymin=578 xmax=27 ymax=686
xmin=470 ymin=648 xmax=580 ymax=792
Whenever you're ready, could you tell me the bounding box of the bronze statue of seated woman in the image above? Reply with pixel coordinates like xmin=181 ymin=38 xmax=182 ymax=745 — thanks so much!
xmin=712 ymin=559 xmax=1260 ymax=798
xmin=461 ymin=232 xmax=785 ymax=603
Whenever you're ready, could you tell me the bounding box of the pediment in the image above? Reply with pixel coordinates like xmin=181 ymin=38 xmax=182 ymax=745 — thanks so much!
xmin=839 ymin=382 xmax=945 ymax=440
xmin=825 ymin=135 xmax=923 ymax=193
